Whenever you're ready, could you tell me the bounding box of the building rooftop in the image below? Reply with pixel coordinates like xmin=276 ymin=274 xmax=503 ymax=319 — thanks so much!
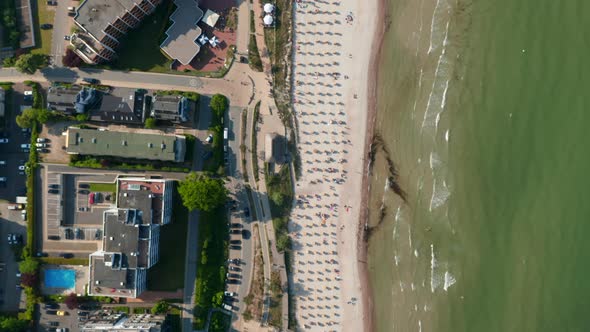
xmin=151 ymin=94 xmax=189 ymax=123
xmin=160 ymin=0 xmax=203 ymax=65
xmin=66 ymin=127 xmax=186 ymax=162
xmin=75 ymin=0 xmax=139 ymax=41
xmin=80 ymin=311 xmax=166 ymax=331
xmin=90 ymin=254 xmax=136 ymax=295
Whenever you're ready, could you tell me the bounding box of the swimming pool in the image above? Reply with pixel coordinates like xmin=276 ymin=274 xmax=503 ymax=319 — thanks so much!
xmin=44 ymin=269 xmax=75 ymax=289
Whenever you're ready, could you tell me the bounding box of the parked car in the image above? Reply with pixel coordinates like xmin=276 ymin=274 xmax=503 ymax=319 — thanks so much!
xmin=49 ymin=184 xmax=59 ymax=189
xmin=224 ymin=291 xmax=237 ymax=297
xmin=82 ymin=77 xmax=99 ymax=84
xmin=64 ymin=35 xmax=70 ymax=40
xmin=230 ymin=223 xmax=242 ymax=228
xmin=229 ymin=239 xmax=241 ymax=245
xmin=45 ymin=310 xmax=57 ymax=315
xmin=78 ymin=190 xmax=89 ymax=194
xmin=56 ymin=310 xmax=66 ymax=316
xmin=205 ymin=134 xmax=213 ymax=143
xmin=230 ymin=229 xmax=241 ymax=235
xmin=79 ymin=183 xmax=90 ymax=188
xmin=36 ymin=143 xmax=47 ymax=148
xmin=44 ymin=303 xmax=59 ymax=310
xmin=59 ymin=253 xmax=73 ymax=259
xmin=226 ymin=279 xmax=239 ymax=285
xmin=49 ymin=321 xmax=59 ymax=327
xmin=0 ymin=138 xmax=8 ymax=143
xmin=18 ymin=165 xmax=25 ymax=171
xmin=244 ymin=207 xmax=250 ymax=218
xmin=48 ymin=189 xmax=59 ymax=194
xmin=229 ymin=266 xmax=241 ymax=272
xmin=229 ymin=245 xmax=241 ymax=250
xmin=36 ymin=138 xmax=47 ymax=143
xmin=40 ymin=23 xmax=53 ymax=29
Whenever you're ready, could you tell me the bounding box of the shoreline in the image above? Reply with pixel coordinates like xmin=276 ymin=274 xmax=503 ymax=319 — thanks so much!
xmin=358 ymin=0 xmax=388 ymax=330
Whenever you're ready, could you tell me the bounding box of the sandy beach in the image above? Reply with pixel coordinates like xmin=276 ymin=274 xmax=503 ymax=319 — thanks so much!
xmin=289 ymin=0 xmax=381 ymax=330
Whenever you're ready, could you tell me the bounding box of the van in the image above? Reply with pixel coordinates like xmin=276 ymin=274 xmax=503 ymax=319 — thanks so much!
xmin=222 ymin=303 xmax=232 ymax=311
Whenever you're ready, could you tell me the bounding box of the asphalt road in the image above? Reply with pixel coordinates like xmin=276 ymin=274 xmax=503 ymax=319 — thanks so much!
xmin=50 ymin=0 xmax=70 ymax=67
xmin=0 ymin=202 xmax=28 ymax=313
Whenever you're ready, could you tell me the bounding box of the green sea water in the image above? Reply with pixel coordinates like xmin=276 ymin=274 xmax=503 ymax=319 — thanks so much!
xmin=366 ymin=0 xmax=590 ymax=331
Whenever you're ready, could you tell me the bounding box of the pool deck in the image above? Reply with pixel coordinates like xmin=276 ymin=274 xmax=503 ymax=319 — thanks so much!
xmin=41 ymin=265 xmax=88 ymax=296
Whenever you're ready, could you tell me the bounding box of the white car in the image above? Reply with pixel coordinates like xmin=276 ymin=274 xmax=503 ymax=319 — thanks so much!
xmin=205 ymin=134 xmax=214 ymax=143
xmin=36 ymin=138 xmax=47 ymax=143
xmin=18 ymin=165 xmax=25 ymax=171
xmin=36 ymin=143 xmax=46 ymax=148
xmin=0 ymin=138 xmax=8 ymax=143
xmin=224 ymin=291 xmax=237 ymax=297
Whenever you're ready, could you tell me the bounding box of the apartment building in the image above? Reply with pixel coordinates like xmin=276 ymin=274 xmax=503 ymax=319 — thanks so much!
xmin=72 ymin=0 xmax=163 ymax=64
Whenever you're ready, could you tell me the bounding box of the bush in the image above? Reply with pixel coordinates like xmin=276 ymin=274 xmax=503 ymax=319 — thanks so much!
xmin=177 ymin=173 xmax=227 ymax=212
xmin=209 ymin=94 xmax=228 ymax=119
xmin=62 ymin=49 xmax=82 ymax=67
xmin=64 ymin=293 xmax=78 ymax=309
xmin=144 ymin=117 xmax=157 ymax=129
xmin=15 ymin=54 xmax=47 ymax=74
xmin=151 ymin=300 xmax=169 ymax=314
xmin=2 ymin=57 xmax=16 ymax=67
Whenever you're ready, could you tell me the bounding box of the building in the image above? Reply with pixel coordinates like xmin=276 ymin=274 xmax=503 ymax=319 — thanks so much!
xmin=87 ymin=177 xmax=174 ymax=299
xmin=88 ymin=209 xmax=160 ymax=298
xmin=160 ymin=0 xmax=203 ymax=65
xmin=150 ymin=94 xmax=190 ymax=123
xmin=65 ymin=127 xmax=186 ymax=162
xmin=72 ymin=0 xmax=163 ymax=64
xmin=79 ymin=311 xmax=166 ymax=331
xmin=264 ymin=133 xmax=286 ymax=164
xmin=47 ymin=86 xmax=99 ymax=114
xmin=117 ymin=177 xmax=174 ymax=225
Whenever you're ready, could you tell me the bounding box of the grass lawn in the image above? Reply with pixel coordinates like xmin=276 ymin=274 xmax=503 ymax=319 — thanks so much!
xmin=147 ymin=184 xmax=188 ymax=291
xmin=88 ymin=183 xmax=116 ymax=193
xmin=31 ymin=0 xmax=54 ymax=55
xmin=109 ymin=2 xmax=174 ymax=72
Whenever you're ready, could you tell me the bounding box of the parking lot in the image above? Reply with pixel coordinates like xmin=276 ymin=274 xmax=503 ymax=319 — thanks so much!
xmin=0 ymin=202 xmax=27 ymax=312
xmin=0 ymin=83 xmax=35 ymax=202
xmin=38 ymin=301 xmax=85 ymax=332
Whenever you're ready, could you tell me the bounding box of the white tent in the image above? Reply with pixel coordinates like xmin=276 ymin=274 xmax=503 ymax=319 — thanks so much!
xmin=209 ymin=35 xmax=220 ymax=47
xmin=202 ymin=9 xmax=220 ymax=28
xmin=263 ymin=15 xmax=274 ymax=26
xmin=198 ymin=34 xmax=209 ymax=45
xmin=263 ymin=3 xmax=275 ymax=13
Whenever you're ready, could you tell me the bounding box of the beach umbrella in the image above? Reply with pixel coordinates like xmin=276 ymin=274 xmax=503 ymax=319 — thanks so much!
xmin=209 ymin=36 xmax=220 ymax=47
xmin=198 ymin=34 xmax=208 ymax=45
xmin=263 ymin=15 xmax=274 ymax=26
xmin=264 ymin=3 xmax=275 ymax=13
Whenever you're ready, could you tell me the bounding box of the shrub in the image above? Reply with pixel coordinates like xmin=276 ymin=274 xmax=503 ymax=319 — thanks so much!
xmin=151 ymin=300 xmax=169 ymax=314
xmin=64 ymin=293 xmax=78 ymax=309
xmin=144 ymin=117 xmax=157 ymax=129
xmin=62 ymin=49 xmax=82 ymax=67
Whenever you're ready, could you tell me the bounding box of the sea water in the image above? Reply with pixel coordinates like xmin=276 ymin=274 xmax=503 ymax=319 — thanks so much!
xmin=366 ymin=0 xmax=590 ymax=331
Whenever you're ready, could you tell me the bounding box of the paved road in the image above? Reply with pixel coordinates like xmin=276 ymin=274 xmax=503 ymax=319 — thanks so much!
xmin=180 ymin=95 xmax=212 ymax=332
xmin=0 ymin=65 xmax=253 ymax=107
xmin=50 ymin=0 xmax=70 ymax=67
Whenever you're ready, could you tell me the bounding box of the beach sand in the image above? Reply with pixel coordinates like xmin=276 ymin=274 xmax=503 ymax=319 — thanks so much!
xmin=289 ymin=0 xmax=382 ymax=330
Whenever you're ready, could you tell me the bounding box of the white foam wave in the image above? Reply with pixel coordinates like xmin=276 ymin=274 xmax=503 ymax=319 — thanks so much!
xmin=429 ymin=151 xmax=442 ymax=169
xmin=408 ymin=226 xmax=413 ymax=249
xmin=441 ymin=79 xmax=450 ymax=109
xmin=418 ymin=320 xmax=423 ymax=332
xmin=430 ymin=244 xmax=436 ymax=292
xmin=414 ymin=249 xmax=419 ymax=258
xmin=429 ymin=179 xmax=451 ymax=211
xmin=445 ymin=129 xmax=450 ymax=142
xmin=427 ymin=0 xmax=450 ymax=54
xmin=394 ymin=255 xmax=400 ymax=266
xmin=443 ymin=271 xmax=456 ymax=291
xmin=399 ymin=281 xmax=405 ymax=292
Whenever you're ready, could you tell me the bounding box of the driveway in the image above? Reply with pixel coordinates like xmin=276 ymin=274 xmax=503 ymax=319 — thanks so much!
xmin=50 ymin=0 xmax=75 ymax=67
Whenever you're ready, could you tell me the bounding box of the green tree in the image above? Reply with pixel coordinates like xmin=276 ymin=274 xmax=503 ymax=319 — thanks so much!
xmin=276 ymin=234 xmax=290 ymax=252
xmin=75 ymin=113 xmax=90 ymax=122
xmin=144 ymin=117 xmax=157 ymax=129
xmin=15 ymin=108 xmax=36 ymax=128
xmin=18 ymin=257 xmax=39 ymax=274
xmin=151 ymin=300 xmax=169 ymax=315
xmin=0 ymin=316 xmax=28 ymax=331
xmin=209 ymin=94 xmax=228 ymax=119
xmin=2 ymin=57 xmax=16 ymax=67
xmin=212 ymin=291 xmax=224 ymax=307
xmin=177 ymin=172 xmax=227 ymax=212
xmin=270 ymin=191 xmax=285 ymax=207
xmin=15 ymin=54 xmax=47 ymax=74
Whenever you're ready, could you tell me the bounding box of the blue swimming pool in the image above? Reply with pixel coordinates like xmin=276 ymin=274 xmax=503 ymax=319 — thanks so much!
xmin=44 ymin=269 xmax=75 ymax=289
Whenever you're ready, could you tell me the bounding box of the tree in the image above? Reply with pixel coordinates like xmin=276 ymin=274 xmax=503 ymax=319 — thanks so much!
xmin=177 ymin=172 xmax=227 ymax=212
xmin=18 ymin=257 xmax=39 ymax=274
xmin=212 ymin=291 xmax=224 ymax=307
xmin=2 ymin=56 xmax=16 ymax=67
xmin=0 ymin=316 xmax=28 ymax=331
xmin=209 ymin=94 xmax=228 ymax=119
xmin=20 ymin=273 xmax=38 ymax=288
xmin=16 ymin=108 xmax=53 ymax=128
xmin=75 ymin=113 xmax=90 ymax=122
xmin=64 ymin=293 xmax=78 ymax=309
xmin=276 ymin=234 xmax=290 ymax=252
xmin=15 ymin=54 xmax=47 ymax=74
xmin=62 ymin=48 xmax=82 ymax=67
xmin=151 ymin=300 xmax=169 ymax=315
xmin=144 ymin=117 xmax=157 ymax=129
xmin=270 ymin=191 xmax=285 ymax=207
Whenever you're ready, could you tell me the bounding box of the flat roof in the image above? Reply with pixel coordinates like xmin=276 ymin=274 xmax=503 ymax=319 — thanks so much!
xmin=90 ymin=254 xmax=136 ymax=293
xmin=66 ymin=127 xmax=185 ymax=162
xmin=75 ymin=0 xmax=139 ymax=40
xmin=160 ymin=0 xmax=203 ymax=65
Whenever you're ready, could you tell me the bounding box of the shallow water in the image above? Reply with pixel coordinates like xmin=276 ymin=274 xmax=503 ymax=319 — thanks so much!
xmin=367 ymin=0 xmax=590 ymax=331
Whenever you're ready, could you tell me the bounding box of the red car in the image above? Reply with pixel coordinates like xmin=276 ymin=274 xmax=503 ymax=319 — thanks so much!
xmin=88 ymin=192 xmax=95 ymax=205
